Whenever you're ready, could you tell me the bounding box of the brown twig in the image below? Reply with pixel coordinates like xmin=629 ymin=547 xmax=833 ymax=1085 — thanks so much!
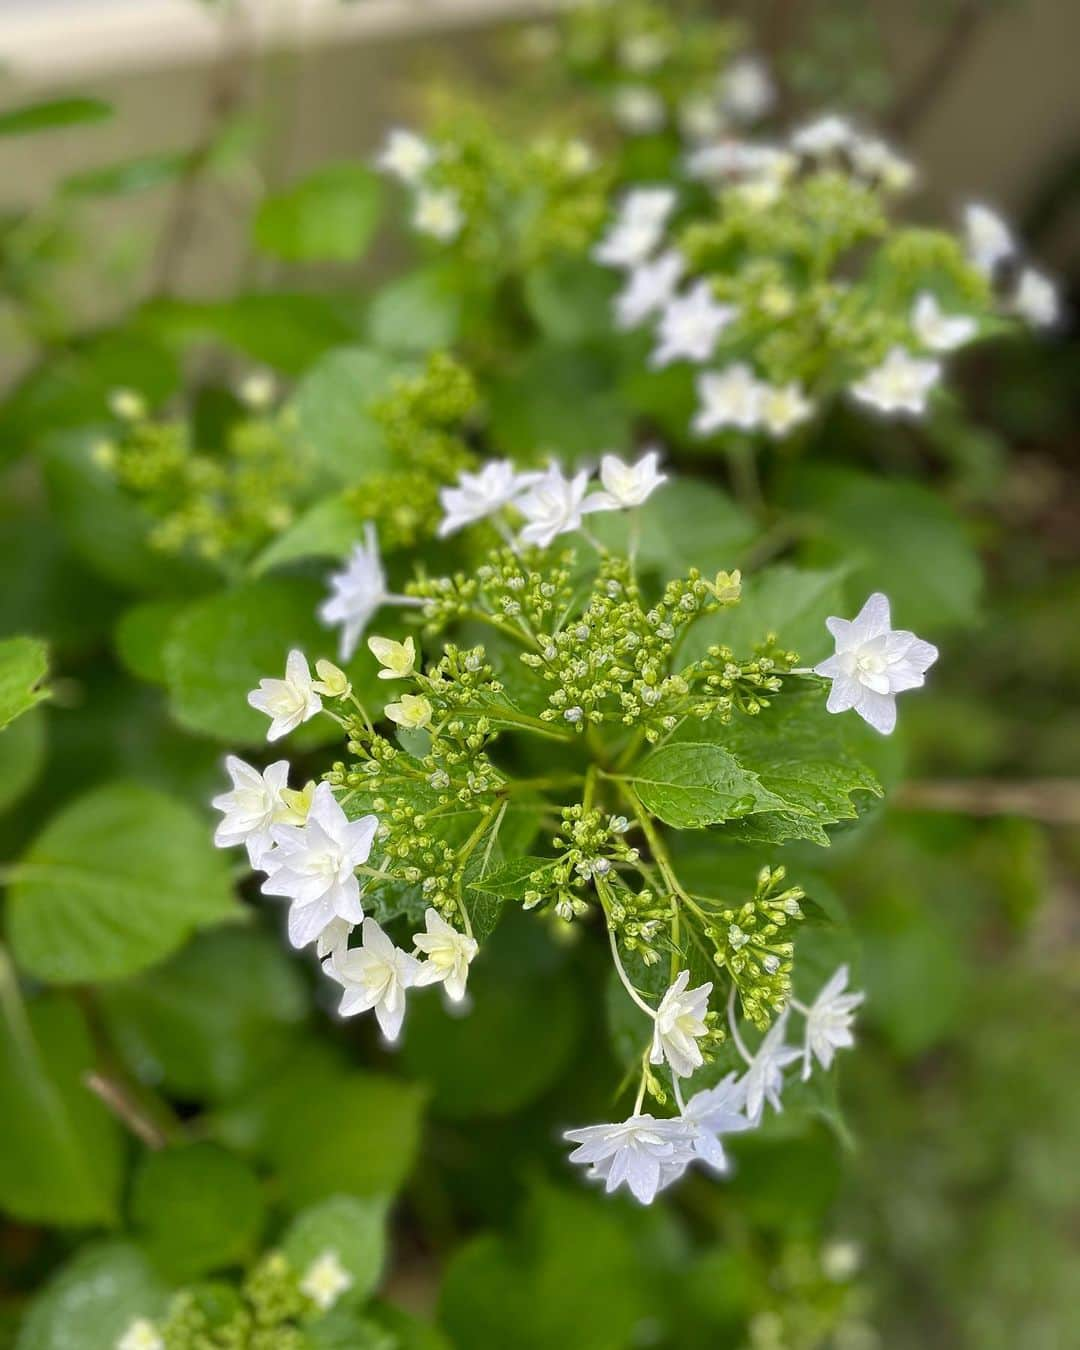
xmin=887 ymin=1 xmax=986 ymax=139
xmin=83 ymin=1071 xmax=171 ymax=1150
xmin=893 ymin=778 xmax=1080 ymax=825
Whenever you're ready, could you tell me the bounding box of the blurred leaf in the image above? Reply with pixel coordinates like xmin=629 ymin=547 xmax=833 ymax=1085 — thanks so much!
xmin=0 ymin=96 xmax=111 ymax=137
xmin=0 ymin=706 xmax=46 ymax=814
xmin=366 ymin=1303 xmax=451 ymax=1350
xmin=114 ymin=599 xmax=189 ymax=685
xmin=488 ymin=345 xmax=631 ymax=460
xmin=367 ymin=264 xmax=463 ymax=353
xmin=252 ymin=492 xmax=369 ymax=574
xmin=255 ymin=164 xmax=382 ymax=263
xmin=282 ymin=1193 xmax=388 ymax=1307
xmin=61 ymin=150 xmax=190 ymax=198
xmin=591 ymin=478 xmax=757 ymax=579
xmin=0 ymin=635 xmax=49 ymax=728
xmin=0 ymin=975 xmax=123 ymax=1226
xmin=15 ymin=1242 xmax=167 ymax=1350
xmin=131 ymin=1142 xmax=265 ymax=1281
xmin=8 ymin=781 xmax=238 ymax=984
xmin=294 ymin=347 xmax=406 ymax=483
xmin=522 ymin=258 xmax=618 ymax=344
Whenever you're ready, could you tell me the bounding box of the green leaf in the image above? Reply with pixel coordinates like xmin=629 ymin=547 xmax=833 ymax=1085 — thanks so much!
xmin=61 ymin=150 xmax=189 ymax=198
xmin=294 ymin=346 xmax=406 ymax=482
xmin=366 ymin=265 xmax=463 ymax=353
xmin=488 ymin=345 xmax=631 ymax=461
xmin=251 ymin=493 xmax=369 ymax=575
xmin=0 ymin=96 xmax=111 ymax=137
xmin=255 ymin=164 xmax=382 ymax=263
xmin=114 ymin=599 xmax=188 ymax=685
xmin=16 ymin=1242 xmax=168 ymax=1350
xmin=522 ymin=258 xmax=618 ymax=344
xmin=0 ymin=707 xmax=46 ymax=814
xmin=282 ymin=1194 xmax=388 ymax=1307
xmin=0 ymin=973 xmax=123 ymax=1226
xmin=305 ymin=1312 xmax=396 ymax=1349
xmin=628 ymin=740 xmax=791 ymax=829
xmin=131 ymin=1142 xmax=265 ymax=1281
xmin=100 ymin=928 xmax=308 ymax=1104
xmin=7 ymin=781 xmax=239 ymax=984
xmin=0 ymin=636 xmax=49 ymax=729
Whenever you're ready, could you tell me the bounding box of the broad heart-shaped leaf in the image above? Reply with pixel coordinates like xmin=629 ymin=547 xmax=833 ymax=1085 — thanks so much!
xmin=131 ymin=1142 xmax=265 ymax=1282
xmin=282 ymin=1194 xmax=389 ymax=1308
xmin=294 ymin=347 xmax=411 ymax=483
xmin=0 ymin=636 xmax=48 ymax=728
xmin=7 ymin=781 xmax=239 ymax=984
xmin=15 ymin=1241 xmax=168 ymax=1350
xmin=254 ymin=163 xmax=383 ymax=262
xmin=366 ymin=264 xmax=463 ymax=353
xmin=251 ymin=492 xmax=370 ymax=575
xmin=0 ymin=977 xmax=123 ymax=1226
xmin=628 ymin=740 xmax=792 ymax=829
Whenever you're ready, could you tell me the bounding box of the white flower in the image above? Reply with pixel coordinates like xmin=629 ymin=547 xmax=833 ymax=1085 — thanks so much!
xmin=618 ymin=32 xmax=670 ymax=73
xmin=681 ymin=1072 xmax=753 ymax=1173
xmin=651 ymin=281 xmax=738 ymax=367
xmin=299 ymin=1249 xmax=353 ymax=1311
xmin=813 ymin=591 xmax=939 ymax=735
xmin=212 ymin=756 xmax=303 ymax=865
xmin=801 ymin=964 xmax=865 ymax=1080
xmin=685 ymin=141 xmax=794 ymax=190
xmin=323 ymin=916 xmax=421 ymax=1042
xmin=247 ymin=649 xmax=322 ymax=742
xmin=722 ymin=55 xmax=775 ymax=122
xmin=316 ymin=916 xmax=353 ymax=960
xmin=693 ymin=363 xmax=763 ymax=435
xmin=515 ymin=463 xmax=608 ymax=548
xmin=791 ymin=113 xmax=855 ymax=157
xmin=238 ymin=370 xmax=277 ymax=410
xmin=412 ymin=907 xmax=478 ymax=1002
xmin=437 ymin=460 xmax=540 ymax=538
xmin=261 ymin=782 xmax=376 ymax=948
xmin=910 ymin=292 xmax=978 ymax=352
xmin=964 ymin=203 xmax=1014 ymax=276
xmin=850 ymin=136 xmax=915 ymax=192
xmin=320 ymin=523 xmax=413 ymax=662
xmin=375 ymin=128 xmax=434 ymax=185
xmin=412 ymin=187 xmax=464 ymax=242
xmin=678 ymin=93 xmax=724 ymax=145
xmin=741 ymin=1009 xmax=801 ymax=1125
xmin=649 ymin=969 xmax=712 ymax=1079
xmin=564 ymin=1114 xmax=697 ymax=1205
xmin=586 ymin=449 xmax=667 ymax=511
xmin=614 ymin=250 xmax=685 ymax=330
xmin=117 ymin=1321 xmax=163 ymax=1350
xmin=367 ymin=634 xmax=417 ymax=680
xmin=850 ymin=346 xmax=941 ymax=417
xmin=593 ymin=188 xmax=676 ymax=270
xmin=612 ymin=85 xmax=667 ymax=135
xmin=1013 ymin=267 xmax=1059 ymax=328
xmin=759 ymin=381 xmax=814 ymax=437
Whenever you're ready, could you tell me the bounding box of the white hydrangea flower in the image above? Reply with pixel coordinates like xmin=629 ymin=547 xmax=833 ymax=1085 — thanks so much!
xmin=586 ymin=449 xmax=667 ymax=510
xmin=412 ymin=187 xmax=464 ymax=242
xmin=212 ymin=756 xmax=304 ymax=865
xmin=299 ymin=1248 xmax=353 ymax=1311
xmin=412 ymin=907 xmax=478 ymax=1002
xmin=375 ymin=128 xmax=435 ymax=185
xmin=316 ymin=915 xmax=353 ymax=960
xmin=117 ymin=1321 xmax=163 ymax=1350
xmin=650 ymin=969 xmax=712 ymax=1079
xmin=615 ymin=250 xmax=685 ymax=330
xmin=722 ymin=55 xmax=775 ymax=122
xmin=515 ymin=463 xmax=609 ymax=548
xmin=910 ymin=292 xmax=978 ymax=352
xmin=693 ymin=363 xmax=763 ymax=435
xmin=437 ymin=460 xmax=541 ymax=538
xmin=261 ymin=782 xmax=377 ymax=949
xmin=813 ymin=591 xmax=938 ymax=735
xmin=759 ymin=381 xmax=814 ymax=436
xmin=618 ymin=32 xmax=670 ymax=73
xmin=791 ymin=113 xmax=855 ymax=157
xmin=247 ymin=649 xmax=322 ymax=742
xmin=963 ymin=203 xmax=1014 ymax=276
xmin=677 ymin=93 xmax=724 ymax=145
xmin=320 ymin=523 xmax=417 ymax=662
xmin=323 ymin=916 xmax=421 ymax=1042
xmin=800 ymin=964 xmax=865 ymax=1080
xmin=612 ymin=85 xmax=667 ymax=135
xmin=593 ymin=188 xmax=677 ymax=270
xmin=367 ymin=634 xmax=417 ymax=680
xmin=850 ymin=346 xmax=941 ymax=417
xmin=741 ymin=1009 xmax=801 ymax=1125
xmin=850 ymin=136 xmax=915 ymax=192
xmin=680 ymin=1072 xmax=753 ymax=1173
xmin=651 ymin=280 xmax=738 ymax=367
xmin=1013 ymin=267 xmax=1060 ymax=328
xmin=564 ymin=1114 xmax=697 ymax=1205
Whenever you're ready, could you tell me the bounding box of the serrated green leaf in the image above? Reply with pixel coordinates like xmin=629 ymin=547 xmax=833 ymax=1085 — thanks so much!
xmin=628 ymin=740 xmax=792 ymax=829
xmin=16 ymin=1242 xmax=167 ymax=1350
xmin=282 ymin=1194 xmax=388 ymax=1307
xmin=0 ymin=636 xmax=49 ymax=729
xmin=7 ymin=781 xmax=239 ymax=984
xmin=255 ymin=164 xmax=382 ymax=263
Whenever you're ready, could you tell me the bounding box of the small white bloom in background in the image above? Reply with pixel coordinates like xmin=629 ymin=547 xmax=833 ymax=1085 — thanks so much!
xmin=299 ymin=1248 xmax=353 ymax=1311
xmin=680 ymin=1072 xmax=753 ymax=1174
xmin=821 ymin=1239 xmax=862 ymax=1283
xmin=800 ymin=964 xmax=865 ymax=1080
xmin=813 ymin=591 xmax=938 ymax=735
xmin=758 ymin=381 xmax=814 ymax=437
xmin=316 ymin=915 xmax=353 ymax=960
xmin=262 ymin=782 xmax=377 ymax=948
xmin=741 ymin=1009 xmax=802 ymax=1125
xmin=212 ymin=756 xmax=303 ymax=865
xmin=693 ymin=363 xmax=763 ymax=435
xmin=651 ymin=280 xmax=738 ymax=367
xmin=320 ymin=523 xmax=415 ymax=662
xmin=910 ymin=292 xmax=978 ymax=352
xmin=615 ymin=250 xmax=685 ymax=330
xmin=412 ymin=187 xmax=464 ymax=242
xmin=1013 ymin=267 xmax=1060 ymax=328
xmin=413 ymin=907 xmax=478 ymax=1002
xmin=791 ymin=113 xmax=855 ymax=157
xmin=562 ymin=138 xmax=596 ymax=176
xmin=722 ymin=55 xmax=775 ymax=122
xmin=618 ymin=31 xmax=670 ymax=73
xmin=238 ymin=369 xmax=277 ymax=410
xmin=850 ymin=346 xmax=941 ymax=417
xmin=116 ymin=1320 xmax=163 ymax=1350
xmin=678 ymin=93 xmax=724 ymax=145
xmin=323 ymin=916 xmax=421 ymax=1042
xmin=108 ymin=387 xmax=147 ymax=421
xmin=367 ymin=634 xmax=417 ymax=680
xmin=650 ymin=969 xmax=712 ymax=1079
xmin=850 ymin=136 xmax=915 ymax=192
xmin=248 ymin=649 xmax=322 ymax=742
xmin=586 ymin=449 xmax=667 ymax=510
xmin=593 ymin=188 xmax=677 ymax=270
xmin=612 ymin=85 xmax=667 ymax=135
xmin=564 ymin=1115 xmax=696 ymax=1205
xmin=516 ymin=463 xmax=608 ymax=548
xmin=963 ymin=202 xmax=1014 ymax=276
xmin=375 ymin=127 xmax=435 ymax=185
xmin=437 ymin=460 xmax=541 ymax=538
